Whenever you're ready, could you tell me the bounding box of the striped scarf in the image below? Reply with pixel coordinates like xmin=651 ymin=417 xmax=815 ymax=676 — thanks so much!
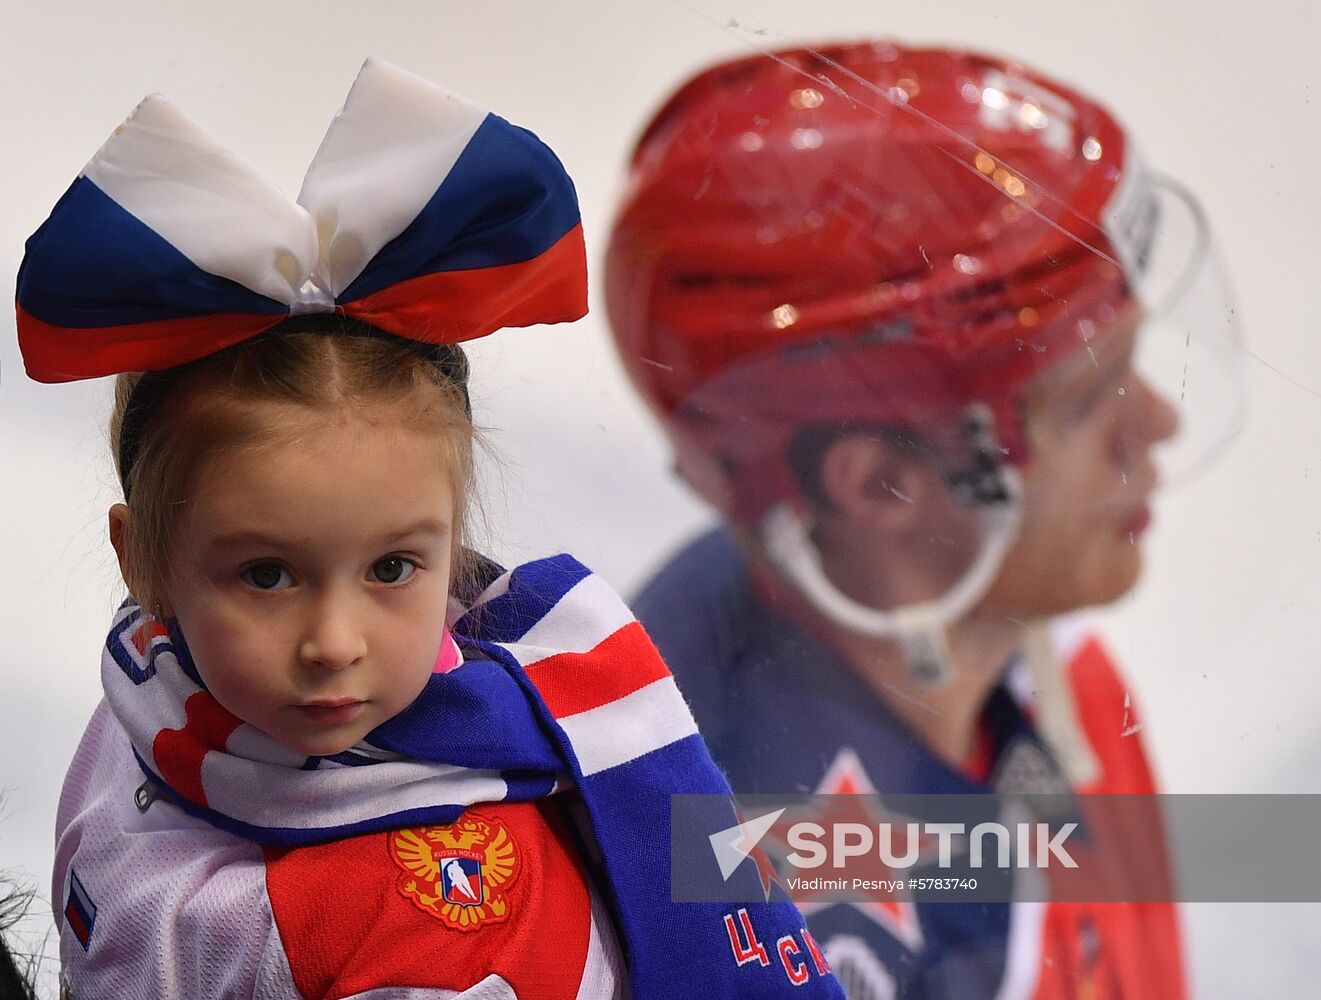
xmin=104 ymin=554 xmax=842 ymax=998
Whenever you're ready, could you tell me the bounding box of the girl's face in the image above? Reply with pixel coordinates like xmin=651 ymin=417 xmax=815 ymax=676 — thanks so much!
xmin=153 ymin=404 xmax=456 ymax=756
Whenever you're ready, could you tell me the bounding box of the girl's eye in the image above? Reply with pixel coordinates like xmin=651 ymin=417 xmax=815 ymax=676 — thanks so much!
xmin=242 ymin=564 xmax=293 ymax=591
xmin=371 ymin=557 xmax=416 ymax=585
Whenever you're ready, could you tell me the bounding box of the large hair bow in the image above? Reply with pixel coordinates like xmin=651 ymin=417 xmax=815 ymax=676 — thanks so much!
xmin=15 ymin=58 xmax=587 ymax=383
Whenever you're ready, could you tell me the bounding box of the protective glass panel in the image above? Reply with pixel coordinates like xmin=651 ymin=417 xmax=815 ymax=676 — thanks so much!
xmin=1 ymin=3 xmax=1316 ymax=998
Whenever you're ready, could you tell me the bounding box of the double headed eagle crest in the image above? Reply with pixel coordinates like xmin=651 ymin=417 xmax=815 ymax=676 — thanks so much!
xmin=389 ymin=811 xmax=520 ymax=931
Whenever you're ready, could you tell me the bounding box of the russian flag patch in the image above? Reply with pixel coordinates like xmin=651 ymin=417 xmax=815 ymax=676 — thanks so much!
xmin=64 ymin=868 xmax=97 ymax=951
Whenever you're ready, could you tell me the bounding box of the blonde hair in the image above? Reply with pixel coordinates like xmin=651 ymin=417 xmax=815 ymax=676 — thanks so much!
xmin=110 ymin=320 xmax=477 ymax=615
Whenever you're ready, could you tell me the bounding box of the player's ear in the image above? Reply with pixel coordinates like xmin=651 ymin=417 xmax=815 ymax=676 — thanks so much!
xmin=817 ymin=434 xmax=936 ymax=532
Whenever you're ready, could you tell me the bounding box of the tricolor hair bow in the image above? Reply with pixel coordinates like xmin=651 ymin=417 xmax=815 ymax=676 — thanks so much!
xmin=15 ymin=58 xmax=587 ymax=383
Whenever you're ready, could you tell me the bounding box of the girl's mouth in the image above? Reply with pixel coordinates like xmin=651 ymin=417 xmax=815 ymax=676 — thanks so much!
xmin=296 ymin=700 xmax=366 ymax=726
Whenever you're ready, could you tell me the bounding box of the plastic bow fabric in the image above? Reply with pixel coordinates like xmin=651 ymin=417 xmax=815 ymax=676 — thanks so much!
xmin=16 ymin=58 xmax=587 ymax=383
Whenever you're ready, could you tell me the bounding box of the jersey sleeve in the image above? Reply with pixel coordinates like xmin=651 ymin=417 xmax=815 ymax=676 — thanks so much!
xmin=54 ymin=702 xmax=300 ymax=999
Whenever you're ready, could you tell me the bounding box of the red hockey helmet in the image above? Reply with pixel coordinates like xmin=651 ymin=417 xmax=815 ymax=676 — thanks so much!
xmin=606 ymin=41 xmax=1164 ymax=524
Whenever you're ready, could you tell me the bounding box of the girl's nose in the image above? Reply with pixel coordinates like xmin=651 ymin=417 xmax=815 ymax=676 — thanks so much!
xmin=297 ymin=590 xmax=367 ymax=671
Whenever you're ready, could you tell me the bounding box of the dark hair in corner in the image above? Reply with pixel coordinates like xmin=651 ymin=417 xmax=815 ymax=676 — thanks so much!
xmin=0 ymin=883 xmax=39 ymax=1000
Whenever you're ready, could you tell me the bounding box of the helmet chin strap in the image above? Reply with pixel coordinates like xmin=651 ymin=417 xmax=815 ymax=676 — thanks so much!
xmin=760 ymin=484 xmax=1022 ymax=689
xmin=760 ymin=460 xmax=1106 ymax=786
xmin=1022 ymin=622 xmax=1102 ymax=786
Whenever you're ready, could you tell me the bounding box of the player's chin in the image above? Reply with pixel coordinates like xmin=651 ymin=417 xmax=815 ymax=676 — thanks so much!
xmin=1072 ymin=545 xmax=1145 ymax=611
xmin=990 ymin=547 xmax=1144 ymax=618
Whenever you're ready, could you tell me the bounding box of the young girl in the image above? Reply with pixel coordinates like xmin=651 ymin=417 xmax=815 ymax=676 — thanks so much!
xmin=17 ymin=60 xmax=842 ymax=999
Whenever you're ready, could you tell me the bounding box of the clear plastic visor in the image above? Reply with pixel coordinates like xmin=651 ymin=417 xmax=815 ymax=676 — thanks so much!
xmin=1016 ymin=175 xmax=1243 ymax=545
xmin=1131 ymin=175 xmax=1245 ymax=489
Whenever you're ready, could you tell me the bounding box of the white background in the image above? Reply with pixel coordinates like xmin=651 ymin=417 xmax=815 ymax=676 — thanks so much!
xmin=1 ymin=1 xmax=1318 ymax=994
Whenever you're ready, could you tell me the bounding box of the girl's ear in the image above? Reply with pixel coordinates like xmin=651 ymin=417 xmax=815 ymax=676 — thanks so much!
xmin=108 ymin=503 xmax=170 ymax=615
xmin=107 ymin=503 xmax=135 ymax=592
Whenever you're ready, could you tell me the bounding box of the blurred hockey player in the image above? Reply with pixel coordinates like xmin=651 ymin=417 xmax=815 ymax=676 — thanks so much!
xmin=607 ymin=41 xmax=1238 ymax=999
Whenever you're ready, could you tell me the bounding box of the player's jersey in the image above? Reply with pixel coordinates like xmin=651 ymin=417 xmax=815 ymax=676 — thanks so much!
xmin=635 ymin=528 xmax=1186 ymax=1000
xmin=53 ymin=702 xmax=624 ymax=999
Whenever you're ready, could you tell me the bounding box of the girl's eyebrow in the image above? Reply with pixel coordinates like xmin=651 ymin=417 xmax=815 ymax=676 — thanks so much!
xmin=205 ymin=520 xmax=450 ymax=552
xmin=205 ymin=530 xmax=301 ymax=552
xmin=376 ymin=519 xmax=451 ymax=544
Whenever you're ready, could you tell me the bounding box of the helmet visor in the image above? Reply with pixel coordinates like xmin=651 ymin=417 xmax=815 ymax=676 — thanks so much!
xmin=1131 ymin=175 xmax=1245 ymax=488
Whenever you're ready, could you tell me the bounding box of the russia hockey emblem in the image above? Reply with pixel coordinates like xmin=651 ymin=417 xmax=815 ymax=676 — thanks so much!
xmin=389 ymin=811 xmax=519 ymax=931
xmin=441 ymin=856 xmax=483 ymax=906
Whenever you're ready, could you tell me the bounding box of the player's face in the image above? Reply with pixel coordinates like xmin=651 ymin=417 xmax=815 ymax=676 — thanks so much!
xmin=978 ymin=307 xmax=1179 ymax=617
xmin=159 ymin=405 xmax=456 ymax=756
